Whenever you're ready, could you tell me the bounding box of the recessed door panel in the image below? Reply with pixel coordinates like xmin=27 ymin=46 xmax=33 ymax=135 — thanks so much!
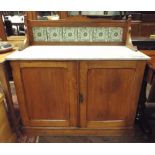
xmin=87 ymin=68 xmax=134 ymax=121
xmin=80 ymin=61 xmax=142 ymax=129
xmin=12 ymin=61 xmax=78 ymax=127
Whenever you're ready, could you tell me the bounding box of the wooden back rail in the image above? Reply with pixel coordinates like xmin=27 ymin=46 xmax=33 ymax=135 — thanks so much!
xmin=25 ymin=16 xmax=133 ymax=48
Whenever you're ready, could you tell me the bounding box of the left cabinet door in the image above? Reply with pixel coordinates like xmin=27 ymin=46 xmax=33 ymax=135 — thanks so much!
xmin=11 ymin=61 xmax=78 ymax=128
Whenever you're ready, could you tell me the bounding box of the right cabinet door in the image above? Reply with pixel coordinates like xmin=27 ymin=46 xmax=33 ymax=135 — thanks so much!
xmin=80 ymin=60 xmax=145 ymax=129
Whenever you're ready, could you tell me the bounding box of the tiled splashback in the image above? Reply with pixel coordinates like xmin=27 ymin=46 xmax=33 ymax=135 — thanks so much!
xmin=32 ymin=27 xmax=123 ymax=42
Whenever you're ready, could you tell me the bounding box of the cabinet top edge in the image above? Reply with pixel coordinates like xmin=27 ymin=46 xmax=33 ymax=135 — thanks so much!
xmin=6 ymin=45 xmax=150 ymax=61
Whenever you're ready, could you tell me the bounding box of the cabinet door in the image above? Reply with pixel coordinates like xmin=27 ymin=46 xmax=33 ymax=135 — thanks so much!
xmin=80 ymin=61 xmax=145 ymax=129
xmin=11 ymin=61 xmax=78 ymax=128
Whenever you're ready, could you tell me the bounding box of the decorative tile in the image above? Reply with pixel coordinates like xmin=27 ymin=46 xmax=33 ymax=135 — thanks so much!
xmin=77 ymin=27 xmax=93 ymax=42
xmin=108 ymin=27 xmax=123 ymax=42
xmin=32 ymin=27 xmax=47 ymax=42
xmin=62 ymin=27 xmax=78 ymax=41
xmin=32 ymin=27 xmax=123 ymax=43
xmin=92 ymin=27 xmax=109 ymax=42
xmin=47 ymin=27 xmax=62 ymax=41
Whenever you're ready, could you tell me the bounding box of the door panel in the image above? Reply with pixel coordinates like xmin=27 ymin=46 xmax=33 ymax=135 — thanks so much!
xmin=22 ymin=68 xmax=69 ymax=120
xmin=11 ymin=61 xmax=78 ymax=127
xmin=80 ymin=61 xmax=143 ymax=129
xmin=87 ymin=68 xmax=134 ymax=121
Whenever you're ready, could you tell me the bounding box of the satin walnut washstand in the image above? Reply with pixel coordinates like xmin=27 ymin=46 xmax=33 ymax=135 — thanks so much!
xmin=6 ymin=16 xmax=150 ymax=136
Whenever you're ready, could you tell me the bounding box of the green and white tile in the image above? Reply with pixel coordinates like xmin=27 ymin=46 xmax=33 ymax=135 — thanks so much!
xmin=92 ymin=27 xmax=109 ymax=42
xmin=77 ymin=27 xmax=93 ymax=42
xmin=108 ymin=27 xmax=123 ymax=42
xmin=62 ymin=27 xmax=78 ymax=41
xmin=47 ymin=27 xmax=63 ymax=42
xmin=32 ymin=27 xmax=48 ymax=42
xmin=32 ymin=26 xmax=123 ymax=42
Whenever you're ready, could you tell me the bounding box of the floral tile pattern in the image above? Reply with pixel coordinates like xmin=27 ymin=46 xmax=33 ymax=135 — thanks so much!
xmin=63 ymin=27 xmax=78 ymax=41
xmin=32 ymin=27 xmax=48 ymax=42
xmin=108 ymin=27 xmax=123 ymax=42
xmin=32 ymin=27 xmax=123 ymax=42
xmin=77 ymin=27 xmax=93 ymax=42
xmin=47 ymin=27 xmax=62 ymax=42
xmin=93 ymin=27 xmax=109 ymax=42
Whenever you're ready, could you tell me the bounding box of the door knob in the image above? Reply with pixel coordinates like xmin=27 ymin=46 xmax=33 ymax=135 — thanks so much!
xmin=79 ymin=93 xmax=84 ymax=103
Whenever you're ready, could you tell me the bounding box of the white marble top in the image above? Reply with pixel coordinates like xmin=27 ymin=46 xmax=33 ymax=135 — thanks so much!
xmin=6 ymin=46 xmax=150 ymax=61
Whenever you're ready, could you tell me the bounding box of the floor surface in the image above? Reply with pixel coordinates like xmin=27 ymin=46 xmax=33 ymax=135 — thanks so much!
xmin=38 ymin=124 xmax=155 ymax=143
